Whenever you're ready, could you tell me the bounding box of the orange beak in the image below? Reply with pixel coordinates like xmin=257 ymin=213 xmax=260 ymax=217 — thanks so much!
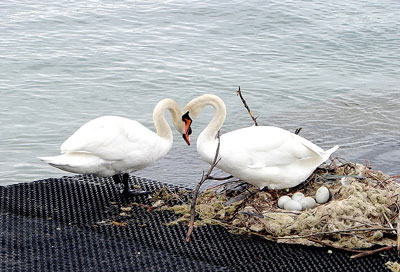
xmin=184 ymin=118 xmax=191 ymax=134
xmin=183 ymin=132 xmax=190 ymax=146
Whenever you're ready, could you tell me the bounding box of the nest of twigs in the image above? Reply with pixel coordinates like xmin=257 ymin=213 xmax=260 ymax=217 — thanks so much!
xmin=151 ymin=158 xmax=400 ymax=256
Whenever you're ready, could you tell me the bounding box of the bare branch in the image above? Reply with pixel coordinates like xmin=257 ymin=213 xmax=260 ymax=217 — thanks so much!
xmin=236 ymin=86 xmax=258 ymax=126
xmin=186 ymin=130 xmax=221 ymax=242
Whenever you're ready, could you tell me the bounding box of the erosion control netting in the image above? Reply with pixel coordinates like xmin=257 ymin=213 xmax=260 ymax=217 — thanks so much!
xmin=0 ymin=175 xmax=398 ymax=271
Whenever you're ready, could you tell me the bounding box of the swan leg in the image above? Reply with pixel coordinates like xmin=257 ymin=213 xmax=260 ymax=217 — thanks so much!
xmin=112 ymin=174 xmax=151 ymax=197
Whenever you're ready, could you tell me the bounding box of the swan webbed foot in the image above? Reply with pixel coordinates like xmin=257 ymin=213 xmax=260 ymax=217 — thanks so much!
xmin=112 ymin=173 xmax=152 ymax=197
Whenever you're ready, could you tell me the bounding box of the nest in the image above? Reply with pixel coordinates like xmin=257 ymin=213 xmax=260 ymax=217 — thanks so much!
xmin=152 ymin=159 xmax=400 ymax=251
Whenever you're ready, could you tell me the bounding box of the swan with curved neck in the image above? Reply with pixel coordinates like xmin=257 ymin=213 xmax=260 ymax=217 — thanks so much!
xmin=39 ymin=98 xmax=187 ymax=196
xmin=182 ymin=94 xmax=339 ymax=189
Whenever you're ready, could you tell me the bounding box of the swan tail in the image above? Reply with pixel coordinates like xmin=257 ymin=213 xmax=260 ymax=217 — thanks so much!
xmin=38 ymin=153 xmax=108 ymax=175
xmin=38 ymin=155 xmax=64 ymax=164
xmin=322 ymin=145 xmax=339 ymax=161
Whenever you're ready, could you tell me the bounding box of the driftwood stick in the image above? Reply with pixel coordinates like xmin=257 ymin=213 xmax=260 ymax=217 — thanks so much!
xmin=186 ymin=131 xmax=221 ymax=242
xmin=236 ymin=86 xmax=258 ymax=126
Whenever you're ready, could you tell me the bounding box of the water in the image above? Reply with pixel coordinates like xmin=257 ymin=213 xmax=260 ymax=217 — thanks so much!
xmin=1 ymin=0 xmax=399 ymax=187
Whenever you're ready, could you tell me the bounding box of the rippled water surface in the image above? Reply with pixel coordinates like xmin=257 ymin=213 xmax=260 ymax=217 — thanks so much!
xmin=1 ymin=0 xmax=400 ymax=186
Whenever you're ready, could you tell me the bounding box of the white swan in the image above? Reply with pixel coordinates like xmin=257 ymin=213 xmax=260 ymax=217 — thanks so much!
xmin=39 ymin=98 xmax=188 ymax=196
xmin=182 ymin=94 xmax=339 ymax=190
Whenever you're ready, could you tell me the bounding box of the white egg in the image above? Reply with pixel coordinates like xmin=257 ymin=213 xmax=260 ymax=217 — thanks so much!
xmin=299 ymin=197 xmax=316 ymax=210
xmin=292 ymin=192 xmax=305 ymax=201
xmin=278 ymin=195 xmax=291 ymax=208
xmin=315 ymin=186 xmax=330 ymax=203
xmin=283 ymin=199 xmax=302 ymax=211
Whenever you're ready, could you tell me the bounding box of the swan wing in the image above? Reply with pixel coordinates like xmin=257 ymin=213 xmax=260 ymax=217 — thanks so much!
xmin=220 ymin=126 xmax=323 ymax=169
xmin=61 ymin=116 xmax=159 ymax=161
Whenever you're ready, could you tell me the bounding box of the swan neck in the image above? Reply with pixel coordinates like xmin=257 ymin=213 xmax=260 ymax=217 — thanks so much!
xmin=199 ymin=96 xmax=226 ymax=142
xmin=153 ymin=99 xmax=181 ymax=141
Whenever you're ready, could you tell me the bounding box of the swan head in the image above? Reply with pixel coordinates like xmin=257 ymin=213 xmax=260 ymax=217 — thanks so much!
xmin=153 ymin=98 xmax=188 ymax=143
xmin=182 ymin=94 xmax=226 ymax=145
xmin=170 ymin=109 xmax=186 ymax=135
xmin=183 ymin=94 xmax=222 ymax=120
xmin=182 ymin=111 xmax=192 ymax=145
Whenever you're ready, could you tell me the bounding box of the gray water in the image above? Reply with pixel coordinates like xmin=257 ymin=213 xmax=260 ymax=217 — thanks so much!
xmin=1 ymin=0 xmax=400 ymax=187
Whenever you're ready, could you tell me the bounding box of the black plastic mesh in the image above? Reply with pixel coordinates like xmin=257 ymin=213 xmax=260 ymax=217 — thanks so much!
xmin=0 ymin=175 xmax=399 ymax=271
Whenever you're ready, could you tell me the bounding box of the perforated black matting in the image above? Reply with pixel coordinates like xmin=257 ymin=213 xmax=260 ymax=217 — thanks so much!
xmin=0 ymin=175 xmax=398 ymax=271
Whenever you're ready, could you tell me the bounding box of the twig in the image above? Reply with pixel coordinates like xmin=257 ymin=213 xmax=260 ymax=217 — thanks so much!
xmin=186 ymin=131 xmax=221 ymax=242
xmin=340 ymin=217 xmax=379 ymax=228
xmin=381 ymin=212 xmax=396 ymax=234
xmin=239 ymin=211 xmax=265 ymax=219
xmin=236 ymin=86 xmax=258 ymax=126
xmin=307 ymin=238 xmax=363 ymax=253
xmin=350 ymin=246 xmax=393 ymax=259
xmin=263 ymin=209 xmax=302 ymax=215
xmin=207 ymin=175 xmax=233 ymax=181
xmin=309 ymin=238 xmax=393 ymax=259
xmin=397 ymin=213 xmax=400 ymax=253
xmin=276 ymin=227 xmax=395 ymax=240
xmin=205 ymin=180 xmax=239 ymax=191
